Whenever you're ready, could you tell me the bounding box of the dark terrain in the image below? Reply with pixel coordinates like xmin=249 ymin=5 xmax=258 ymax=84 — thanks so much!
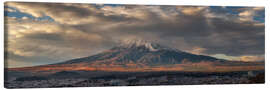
xmin=4 ymin=70 xmax=265 ymax=88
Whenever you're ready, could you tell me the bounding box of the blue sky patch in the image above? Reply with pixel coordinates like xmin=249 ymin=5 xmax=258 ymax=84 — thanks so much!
xmin=5 ymin=6 xmax=54 ymax=21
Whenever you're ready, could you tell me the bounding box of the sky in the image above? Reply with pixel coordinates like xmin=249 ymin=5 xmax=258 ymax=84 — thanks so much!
xmin=4 ymin=2 xmax=265 ymax=68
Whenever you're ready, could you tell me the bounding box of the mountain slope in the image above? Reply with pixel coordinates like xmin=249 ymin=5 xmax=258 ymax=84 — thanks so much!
xmin=7 ymin=40 xmax=264 ymax=72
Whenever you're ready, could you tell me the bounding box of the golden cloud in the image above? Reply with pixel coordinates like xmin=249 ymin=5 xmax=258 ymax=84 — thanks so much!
xmin=187 ymin=46 xmax=207 ymax=55
xmin=238 ymin=7 xmax=264 ymax=22
xmin=240 ymin=56 xmax=264 ymax=62
xmin=4 ymin=7 xmax=16 ymax=12
xmin=177 ymin=6 xmax=207 ymax=15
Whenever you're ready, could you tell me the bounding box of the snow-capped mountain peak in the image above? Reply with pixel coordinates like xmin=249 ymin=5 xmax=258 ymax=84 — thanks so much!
xmin=119 ymin=39 xmax=164 ymax=51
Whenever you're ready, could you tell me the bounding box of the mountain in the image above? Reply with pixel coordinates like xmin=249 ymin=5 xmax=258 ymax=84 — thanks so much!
xmin=7 ymin=40 xmax=264 ymax=72
xmin=56 ymin=39 xmax=221 ymax=65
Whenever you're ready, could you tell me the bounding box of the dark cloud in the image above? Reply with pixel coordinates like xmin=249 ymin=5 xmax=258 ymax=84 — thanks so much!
xmin=24 ymin=33 xmax=65 ymax=41
xmin=95 ymin=6 xmax=264 ymax=56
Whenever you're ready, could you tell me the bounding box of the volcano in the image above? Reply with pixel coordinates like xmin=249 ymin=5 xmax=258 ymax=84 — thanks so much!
xmin=7 ymin=40 xmax=264 ymax=72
